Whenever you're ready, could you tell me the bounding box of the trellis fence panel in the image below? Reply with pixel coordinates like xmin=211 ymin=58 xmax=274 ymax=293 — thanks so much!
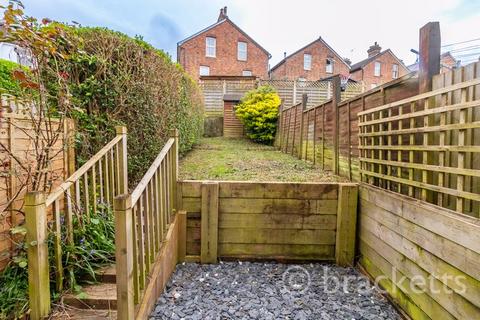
xmin=358 ymin=61 xmax=480 ymax=217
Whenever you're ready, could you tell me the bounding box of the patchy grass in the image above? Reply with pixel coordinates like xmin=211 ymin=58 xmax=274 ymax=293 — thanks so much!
xmin=179 ymin=137 xmax=347 ymax=182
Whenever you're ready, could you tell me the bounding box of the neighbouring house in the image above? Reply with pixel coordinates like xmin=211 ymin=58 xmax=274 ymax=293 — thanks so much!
xmin=177 ymin=7 xmax=271 ymax=80
xmin=269 ymin=37 xmax=351 ymax=81
xmin=408 ymin=51 xmax=459 ymax=74
xmin=350 ymin=42 xmax=409 ymax=90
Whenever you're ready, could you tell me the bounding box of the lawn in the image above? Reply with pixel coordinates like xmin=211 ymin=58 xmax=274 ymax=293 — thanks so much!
xmin=179 ymin=137 xmax=346 ymax=182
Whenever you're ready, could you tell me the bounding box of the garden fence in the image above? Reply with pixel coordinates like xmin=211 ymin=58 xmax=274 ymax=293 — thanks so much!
xmin=275 ymin=73 xmax=420 ymax=181
xmin=199 ymin=78 xmax=362 ymax=116
xmin=359 ymin=61 xmax=480 ymax=217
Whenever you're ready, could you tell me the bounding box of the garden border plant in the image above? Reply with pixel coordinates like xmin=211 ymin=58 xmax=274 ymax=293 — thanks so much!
xmin=235 ymin=85 xmax=281 ymax=145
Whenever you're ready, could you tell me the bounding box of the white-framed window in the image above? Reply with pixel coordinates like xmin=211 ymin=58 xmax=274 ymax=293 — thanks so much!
xmin=242 ymin=70 xmax=252 ymax=76
xmin=206 ymin=37 xmax=216 ymax=57
xmin=392 ymin=64 xmax=399 ymax=79
xmin=237 ymin=41 xmax=247 ymax=61
xmin=374 ymin=61 xmax=381 ymax=76
xmin=326 ymin=58 xmax=333 ymax=73
xmin=199 ymin=65 xmax=210 ymax=76
xmin=304 ymin=54 xmax=312 ymax=71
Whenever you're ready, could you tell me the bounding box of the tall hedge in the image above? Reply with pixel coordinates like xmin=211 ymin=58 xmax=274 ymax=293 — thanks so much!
xmin=55 ymin=27 xmax=203 ymax=184
xmin=0 ymin=58 xmax=23 ymax=96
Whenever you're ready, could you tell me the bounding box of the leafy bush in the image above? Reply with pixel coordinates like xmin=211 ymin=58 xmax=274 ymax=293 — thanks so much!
xmin=0 ymin=259 xmax=28 ymax=319
xmin=50 ymin=27 xmax=204 ymax=184
xmin=0 ymin=58 xmax=23 ymax=96
xmin=235 ymin=85 xmax=281 ymax=144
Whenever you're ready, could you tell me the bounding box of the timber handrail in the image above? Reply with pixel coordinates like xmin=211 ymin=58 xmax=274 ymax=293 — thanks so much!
xmin=46 ymin=134 xmax=123 ymax=206
xmin=24 ymin=126 xmax=128 ymax=320
xmin=358 ymin=77 xmax=480 ymax=116
xmin=130 ymin=138 xmax=174 ymax=205
xmin=114 ymin=129 xmax=179 ymax=319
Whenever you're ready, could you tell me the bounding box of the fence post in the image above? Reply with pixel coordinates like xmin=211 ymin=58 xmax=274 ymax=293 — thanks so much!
xmin=298 ymin=94 xmax=308 ymax=159
xmin=116 ymin=126 xmax=128 ymax=195
xmin=293 ymin=79 xmax=297 ymax=104
xmin=25 ymin=192 xmax=50 ymax=320
xmin=177 ymin=210 xmax=187 ymax=263
xmin=335 ymin=184 xmax=358 ymax=267
xmin=332 ymin=75 xmax=341 ymax=175
xmin=170 ymin=129 xmax=179 ymax=211
xmin=200 ymin=181 xmax=219 ymax=264
xmin=114 ymin=194 xmax=135 ymax=320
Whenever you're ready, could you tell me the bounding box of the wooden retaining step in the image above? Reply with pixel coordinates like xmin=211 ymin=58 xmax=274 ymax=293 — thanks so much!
xmin=95 ymin=264 xmax=117 ymax=283
xmin=63 ymin=283 xmax=117 ymax=310
xmin=51 ymin=308 xmax=117 ymax=319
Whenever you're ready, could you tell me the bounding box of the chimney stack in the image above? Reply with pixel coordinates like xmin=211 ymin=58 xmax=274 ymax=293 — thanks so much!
xmin=367 ymin=42 xmax=382 ymax=58
xmin=218 ymin=6 xmax=228 ymax=21
xmin=344 ymin=57 xmax=352 ymax=66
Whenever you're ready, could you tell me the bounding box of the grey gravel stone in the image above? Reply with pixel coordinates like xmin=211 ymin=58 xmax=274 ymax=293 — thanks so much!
xmin=149 ymin=262 xmax=401 ymax=320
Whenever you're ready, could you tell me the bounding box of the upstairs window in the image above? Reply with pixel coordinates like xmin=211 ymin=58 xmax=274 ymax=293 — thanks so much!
xmin=199 ymin=65 xmax=210 ymax=76
xmin=242 ymin=70 xmax=252 ymax=76
xmin=392 ymin=64 xmax=399 ymax=79
xmin=326 ymin=58 xmax=333 ymax=73
xmin=304 ymin=54 xmax=312 ymax=71
xmin=206 ymin=37 xmax=216 ymax=57
xmin=374 ymin=61 xmax=381 ymax=76
xmin=238 ymin=41 xmax=247 ymax=61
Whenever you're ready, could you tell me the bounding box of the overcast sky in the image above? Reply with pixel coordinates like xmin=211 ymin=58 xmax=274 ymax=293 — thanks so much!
xmin=16 ymin=0 xmax=480 ymax=67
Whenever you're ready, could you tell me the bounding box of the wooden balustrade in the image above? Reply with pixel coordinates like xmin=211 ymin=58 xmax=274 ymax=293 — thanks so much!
xmin=25 ymin=126 xmax=127 ymax=319
xmin=115 ymin=129 xmax=179 ymax=319
xmin=358 ymin=77 xmax=480 ymax=217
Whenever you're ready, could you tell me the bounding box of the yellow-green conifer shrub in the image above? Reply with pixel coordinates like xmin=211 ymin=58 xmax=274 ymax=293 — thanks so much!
xmin=235 ymin=85 xmax=281 ymax=144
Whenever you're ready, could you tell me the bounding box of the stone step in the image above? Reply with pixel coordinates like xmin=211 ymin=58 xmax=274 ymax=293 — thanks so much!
xmin=63 ymin=283 xmax=117 ymax=310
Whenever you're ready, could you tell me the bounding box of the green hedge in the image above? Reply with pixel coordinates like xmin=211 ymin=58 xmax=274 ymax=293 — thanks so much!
xmin=54 ymin=27 xmax=204 ymax=184
xmin=0 ymin=58 xmax=23 ymax=96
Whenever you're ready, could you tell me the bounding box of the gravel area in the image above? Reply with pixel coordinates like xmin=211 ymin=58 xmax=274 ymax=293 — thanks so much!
xmin=150 ymin=262 xmax=401 ymax=320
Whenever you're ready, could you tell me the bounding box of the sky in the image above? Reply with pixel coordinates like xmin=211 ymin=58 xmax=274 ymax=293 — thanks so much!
xmin=13 ymin=0 xmax=480 ymax=67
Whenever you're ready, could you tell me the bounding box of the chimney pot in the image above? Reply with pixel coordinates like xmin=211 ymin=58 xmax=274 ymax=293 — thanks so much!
xmin=367 ymin=42 xmax=382 ymax=58
xmin=284 ymin=52 xmax=287 ymax=58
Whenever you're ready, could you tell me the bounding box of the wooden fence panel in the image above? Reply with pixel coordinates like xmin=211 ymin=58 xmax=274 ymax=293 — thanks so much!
xmin=359 ymin=184 xmax=480 ymax=320
xmin=0 ymin=114 xmax=74 ymax=270
xmin=358 ymin=63 xmax=480 ymax=217
xmin=275 ymin=73 xmax=420 ymax=180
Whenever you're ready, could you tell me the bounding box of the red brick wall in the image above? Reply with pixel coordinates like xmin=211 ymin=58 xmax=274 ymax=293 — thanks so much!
xmin=270 ymin=40 xmax=350 ymax=81
xmin=178 ymin=20 xmax=269 ymax=80
xmin=350 ymin=51 xmax=409 ymax=89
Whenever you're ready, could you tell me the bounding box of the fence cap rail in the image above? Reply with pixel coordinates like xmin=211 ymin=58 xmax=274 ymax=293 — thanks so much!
xmin=46 ymin=134 xmax=123 ymax=206
xmin=131 ymin=138 xmax=174 ymax=205
xmin=357 ymin=77 xmax=480 ymax=117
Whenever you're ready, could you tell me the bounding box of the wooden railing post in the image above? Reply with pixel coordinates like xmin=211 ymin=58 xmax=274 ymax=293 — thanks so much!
xmin=170 ymin=129 xmax=179 ymax=211
xmin=116 ymin=126 xmax=128 ymax=194
xmin=335 ymin=184 xmax=358 ymax=267
xmin=200 ymin=182 xmax=219 ymax=264
xmin=114 ymin=194 xmax=134 ymax=320
xmin=177 ymin=210 xmax=187 ymax=263
xmin=25 ymin=192 xmax=50 ymax=320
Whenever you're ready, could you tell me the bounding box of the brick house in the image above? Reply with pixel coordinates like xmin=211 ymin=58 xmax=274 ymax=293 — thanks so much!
xmin=350 ymin=42 xmax=409 ymax=90
xmin=177 ymin=7 xmax=271 ymax=80
xmin=269 ymin=37 xmax=351 ymax=81
xmin=408 ymin=52 xmax=459 ymax=74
